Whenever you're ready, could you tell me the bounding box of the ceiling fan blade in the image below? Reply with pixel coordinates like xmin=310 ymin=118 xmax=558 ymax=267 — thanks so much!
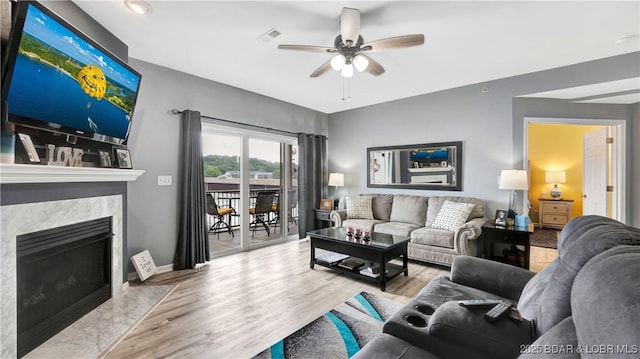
xmin=340 ymin=7 xmax=360 ymax=46
xmin=362 ymin=34 xmax=425 ymax=53
xmin=359 ymin=54 xmax=385 ymax=76
xmin=310 ymin=61 xmax=332 ymax=78
xmin=278 ymin=45 xmax=336 ymax=53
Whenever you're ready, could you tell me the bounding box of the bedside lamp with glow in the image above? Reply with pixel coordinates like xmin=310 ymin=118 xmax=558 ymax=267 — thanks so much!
xmin=545 ymin=171 xmax=566 ymax=199
xmin=328 ymin=172 xmax=344 ymax=210
xmin=498 ymin=169 xmax=529 ymax=219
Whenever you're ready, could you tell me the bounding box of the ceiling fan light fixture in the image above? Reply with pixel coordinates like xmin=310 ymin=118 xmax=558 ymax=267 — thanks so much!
xmin=330 ymin=54 xmax=346 ymax=71
xmin=353 ymin=55 xmax=369 ymax=72
xmin=341 ymin=64 xmax=354 ymax=78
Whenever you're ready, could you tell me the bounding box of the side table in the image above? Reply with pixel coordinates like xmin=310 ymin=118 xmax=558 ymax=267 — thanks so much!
xmin=482 ymin=222 xmax=534 ymax=269
xmin=313 ymin=209 xmax=333 ymax=230
xmin=538 ymin=198 xmax=573 ymax=229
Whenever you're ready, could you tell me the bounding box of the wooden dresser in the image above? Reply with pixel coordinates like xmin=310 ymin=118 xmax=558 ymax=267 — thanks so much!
xmin=538 ymin=198 xmax=574 ymax=229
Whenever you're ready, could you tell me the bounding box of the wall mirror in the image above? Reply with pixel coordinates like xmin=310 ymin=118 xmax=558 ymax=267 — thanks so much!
xmin=367 ymin=141 xmax=462 ymax=190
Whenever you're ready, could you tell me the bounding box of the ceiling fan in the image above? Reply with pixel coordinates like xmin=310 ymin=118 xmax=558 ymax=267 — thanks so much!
xmin=278 ymin=7 xmax=424 ymax=78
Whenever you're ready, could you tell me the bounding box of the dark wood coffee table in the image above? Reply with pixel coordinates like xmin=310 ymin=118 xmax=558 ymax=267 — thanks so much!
xmin=308 ymin=227 xmax=410 ymax=291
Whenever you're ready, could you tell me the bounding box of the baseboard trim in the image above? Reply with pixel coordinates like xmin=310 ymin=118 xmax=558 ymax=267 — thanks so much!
xmin=127 ymin=263 xmax=174 ymax=281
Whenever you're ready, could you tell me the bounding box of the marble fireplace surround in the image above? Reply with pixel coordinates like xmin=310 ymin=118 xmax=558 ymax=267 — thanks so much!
xmin=0 ymin=164 xmax=145 ymax=357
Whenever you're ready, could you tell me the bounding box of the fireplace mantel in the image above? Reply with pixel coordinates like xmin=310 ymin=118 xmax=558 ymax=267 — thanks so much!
xmin=0 ymin=163 xmax=145 ymax=184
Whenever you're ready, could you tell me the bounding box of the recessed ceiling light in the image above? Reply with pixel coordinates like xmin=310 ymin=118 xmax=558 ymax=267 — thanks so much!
xmin=615 ymin=34 xmax=638 ymax=45
xmin=124 ymin=0 xmax=151 ymax=15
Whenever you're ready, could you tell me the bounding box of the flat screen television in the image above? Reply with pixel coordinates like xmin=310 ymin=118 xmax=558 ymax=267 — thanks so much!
xmin=1 ymin=1 xmax=141 ymax=145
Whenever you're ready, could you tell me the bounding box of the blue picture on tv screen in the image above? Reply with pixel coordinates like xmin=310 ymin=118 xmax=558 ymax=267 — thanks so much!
xmin=6 ymin=3 xmax=141 ymax=142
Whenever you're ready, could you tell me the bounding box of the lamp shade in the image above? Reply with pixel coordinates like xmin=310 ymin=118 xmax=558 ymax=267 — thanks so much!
xmin=498 ymin=170 xmax=528 ymax=190
xmin=545 ymin=171 xmax=566 ymax=184
xmin=328 ymin=172 xmax=344 ymax=187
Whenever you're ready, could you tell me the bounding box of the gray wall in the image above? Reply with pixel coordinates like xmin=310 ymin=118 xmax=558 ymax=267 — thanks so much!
xmin=633 ymin=103 xmax=640 ymax=227
xmin=328 ymin=52 xmax=639 ymax=224
xmin=125 ymin=59 xmax=328 ymax=269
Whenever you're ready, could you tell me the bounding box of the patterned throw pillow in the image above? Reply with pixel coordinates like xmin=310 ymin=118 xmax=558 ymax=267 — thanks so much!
xmin=431 ymin=200 xmax=475 ymax=232
xmin=346 ymin=196 xmax=374 ymax=220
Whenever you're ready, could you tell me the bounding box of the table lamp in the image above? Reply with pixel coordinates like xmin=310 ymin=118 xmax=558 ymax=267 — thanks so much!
xmin=499 ymin=169 xmax=528 ymax=218
xmin=545 ymin=171 xmax=566 ymax=199
xmin=328 ymin=172 xmax=344 ymax=209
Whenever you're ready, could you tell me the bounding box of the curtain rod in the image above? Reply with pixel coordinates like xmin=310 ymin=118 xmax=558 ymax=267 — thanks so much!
xmin=171 ymin=108 xmax=300 ymax=137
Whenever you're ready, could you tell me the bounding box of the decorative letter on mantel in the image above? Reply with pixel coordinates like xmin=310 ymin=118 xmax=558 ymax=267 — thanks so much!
xmin=367 ymin=141 xmax=462 ymax=191
xmin=46 ymin=144 xmax=84 ymax=167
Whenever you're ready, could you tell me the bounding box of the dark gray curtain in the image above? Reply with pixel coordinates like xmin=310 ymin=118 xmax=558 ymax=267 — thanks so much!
xmin=297 ymin=133 xmax=328 ymax=238
xmin=174 ymin=110 xmax=210 ymax=269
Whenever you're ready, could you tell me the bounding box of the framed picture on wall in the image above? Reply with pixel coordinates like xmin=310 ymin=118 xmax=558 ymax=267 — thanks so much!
xmin=319 ymin=198 xmax=333 ymax=211
xmin=114 ymin=148 xmax=132 ymax=169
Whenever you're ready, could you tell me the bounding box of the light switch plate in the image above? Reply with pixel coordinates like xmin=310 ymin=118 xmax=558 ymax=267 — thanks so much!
xmin=158 ymin=175 xmax=172 ymax=186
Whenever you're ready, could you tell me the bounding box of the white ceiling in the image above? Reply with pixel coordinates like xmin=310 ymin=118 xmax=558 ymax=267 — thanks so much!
xmin=71 ymin=1 xmax=640 ymax=114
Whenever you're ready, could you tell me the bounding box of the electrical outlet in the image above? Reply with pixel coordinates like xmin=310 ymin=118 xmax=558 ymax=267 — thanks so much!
xmin=158 ymin=175 xmax=172 ymax=186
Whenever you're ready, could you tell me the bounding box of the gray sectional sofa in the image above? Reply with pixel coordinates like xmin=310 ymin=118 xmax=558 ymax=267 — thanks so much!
xmin=352 ymin=215 xmax=640 ymax=359
xmin=330 ymin=194 xmax=486 ymax=266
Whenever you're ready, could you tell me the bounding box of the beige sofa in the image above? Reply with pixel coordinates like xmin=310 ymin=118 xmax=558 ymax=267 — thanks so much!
xmin=329 ymin=194 xmax=486 ymax=266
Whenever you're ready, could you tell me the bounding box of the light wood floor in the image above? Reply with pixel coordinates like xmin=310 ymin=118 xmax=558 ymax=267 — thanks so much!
xmin=106 ymin=240 xmax=557 ymax=358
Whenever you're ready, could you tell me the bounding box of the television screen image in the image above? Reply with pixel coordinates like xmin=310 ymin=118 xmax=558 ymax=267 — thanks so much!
xmin=411 ymin=149 xmax=449 ymax=161
xmin=2 ymin=2 xmax=141 ymax=145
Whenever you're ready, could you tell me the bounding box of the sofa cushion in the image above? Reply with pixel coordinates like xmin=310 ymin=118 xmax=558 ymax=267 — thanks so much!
xmin=571 ymin=245 xmax=640 ymax=356
xmin=342 ymin=219 xmax=384 ymax=233
xmin=346 ymin=195 xmax=374 ymax=219
xmin=536 ymin=220 xmax=640 ymax=335
xmin=428 ymin=301 xmax=531 ymax=359
xmin=518 ymin=317 xmax=579 ymax=359
xmin=375 ymin=222 xmax=422 ymax=237
xmin=416 ymin=276 xmax=516 ymax=308
xmin=516 ymin=260 xmax=558 ymax=320
xmin=426 ymin=197 xmax=485 ymax=227
xmin=389 ymin=195 xmax=428 ymax=226
xmin=371 ymin=194 xmax=394 ymax=221
xmin=411 ymin=227 xmax=454 ymax=248
xmin=431 ymin=200 xmax=475 ymax=232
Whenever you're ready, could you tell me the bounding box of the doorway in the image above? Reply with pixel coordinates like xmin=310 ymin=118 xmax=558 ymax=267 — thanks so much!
xmin=524 ymin=117 xmax=626 ymax=224
xmin=202 ymin=124 xmax=298 ymax=257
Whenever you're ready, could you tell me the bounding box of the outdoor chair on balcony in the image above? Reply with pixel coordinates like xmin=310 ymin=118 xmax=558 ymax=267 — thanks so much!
xmin=288 ymin=189 xmax=298 ymax=226
xmin=206 ymin=193 xmax=236 ymax=239
xmin=249 ymin=191 xmax=276 ymax=237
xmin=269 ymin=197 xmax=281 ymax=233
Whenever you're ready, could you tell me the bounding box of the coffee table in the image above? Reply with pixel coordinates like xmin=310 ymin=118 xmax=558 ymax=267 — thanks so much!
xmin=308 ymin=227 xmax=410 ymax=291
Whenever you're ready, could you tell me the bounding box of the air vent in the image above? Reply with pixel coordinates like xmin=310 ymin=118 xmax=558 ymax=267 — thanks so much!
xmin=258 ymin=28 xmax=282 ymax=42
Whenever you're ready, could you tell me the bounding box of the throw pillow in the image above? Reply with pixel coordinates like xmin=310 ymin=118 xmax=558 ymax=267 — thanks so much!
xmin=431 ymin=200 xmax=475 ymax=232
xmin=346 ymin=196 xmax=374 ymax=220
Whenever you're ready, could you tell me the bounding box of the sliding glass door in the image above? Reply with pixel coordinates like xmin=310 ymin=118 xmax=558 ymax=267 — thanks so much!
xmin=202 ymin=124 xmax=297 ymax=257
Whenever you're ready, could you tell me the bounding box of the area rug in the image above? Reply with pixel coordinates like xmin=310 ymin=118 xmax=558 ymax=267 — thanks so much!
xmin=252 ymin=292 xmax=402 ymax=359
xmin=530 ymin=228 xmax=560 ymax=249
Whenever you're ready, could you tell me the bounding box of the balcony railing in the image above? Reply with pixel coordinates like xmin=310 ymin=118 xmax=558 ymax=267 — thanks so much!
xmin=206 ymin=189 xmax=298 ymax=230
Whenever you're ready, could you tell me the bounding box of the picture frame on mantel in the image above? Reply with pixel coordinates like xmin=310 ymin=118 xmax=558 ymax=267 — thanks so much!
xmin=114 ymin=148 xmax=132 ymax=169
xmin=18 ymin=133 xmax=40 ymax=163
xmin=98 ymin=150 xmax=112 ymax=168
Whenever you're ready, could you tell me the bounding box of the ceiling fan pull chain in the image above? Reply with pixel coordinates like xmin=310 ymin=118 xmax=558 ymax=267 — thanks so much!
xmin=342 ymin=78 xmax=351 ymax=101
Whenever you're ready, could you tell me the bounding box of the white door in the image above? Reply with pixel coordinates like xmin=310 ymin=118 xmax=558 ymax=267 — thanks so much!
xmin=582 ymin=127 xmax=608 ymax=216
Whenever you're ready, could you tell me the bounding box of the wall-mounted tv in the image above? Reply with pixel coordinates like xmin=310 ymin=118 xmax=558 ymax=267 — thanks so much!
xmin=1 ymin=1 xmax=141 ymax=145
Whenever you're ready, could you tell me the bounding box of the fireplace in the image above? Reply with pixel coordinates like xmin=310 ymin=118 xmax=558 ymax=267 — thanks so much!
xmin=1 ymin=193 xmax=127 ymax=358
xmin=17 ymin=217 xmax=113 ymax=357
